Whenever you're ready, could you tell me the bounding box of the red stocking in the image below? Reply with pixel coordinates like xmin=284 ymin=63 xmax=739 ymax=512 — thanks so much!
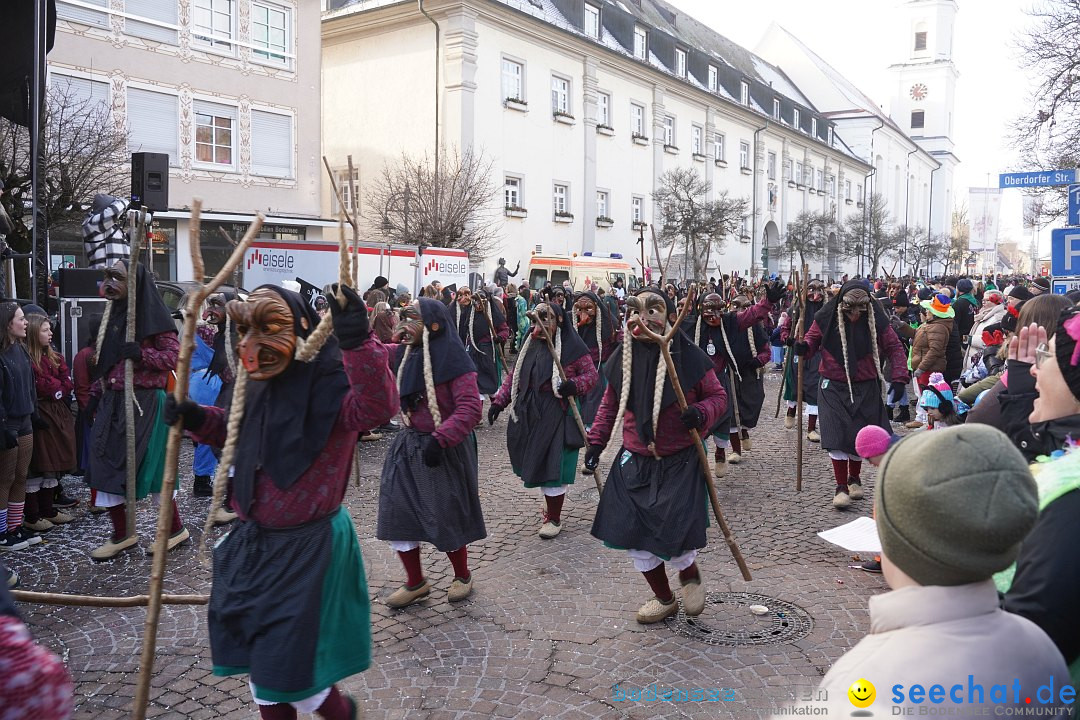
xmin=544 ymin=493 xmax=565 ymax=525
xmin=258 ymin=704 xmax=297 ymax=720
xmin=397 ymin=548 xmax=424 ymax=588
xmin=849 ymin=460 xmax=862 ymax=482
xmin=729 ymin=433 xmax=742 ymax=455
xmin=107 ymin=504 xmax=128 ymax=541
xmin=807 ymin=414 xmax=817 ymax=432
xmin=642 ymin=564 xmax=673 ymax=603
xmin=446 ymin=546 xmax=471 ymax=581
xmin=830 ymin=459 xmax=848 ymax=488
xmin=315 ymin=685 xmax=353 ymax=720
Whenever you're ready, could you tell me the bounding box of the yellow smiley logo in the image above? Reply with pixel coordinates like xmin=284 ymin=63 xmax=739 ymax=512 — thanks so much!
xmin=847 ymin=679 xmax=876 ymax=708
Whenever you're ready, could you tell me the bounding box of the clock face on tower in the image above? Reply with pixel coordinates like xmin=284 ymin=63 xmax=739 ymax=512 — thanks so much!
xmin=910 ymin=83 xmax=929 ymax=101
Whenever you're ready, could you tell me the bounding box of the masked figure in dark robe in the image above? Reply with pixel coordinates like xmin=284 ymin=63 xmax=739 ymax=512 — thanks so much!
xmin=684 ymin=282 xmax=783 ymax=477
xmin=489 ymin=302 xmax=597 ymax=539
xmin=167 ymin=284 xmax=398 ymax=720
xmin=795 ymin=281 xmax=908 ymax=509
xmin=377 ymin=298 xmax=486 ymax=609
xmin=584 ymin=287 xmax=728 ymax=625
xmin=573 ymin=291 xmax=621 ymax=434
xmin=86 ymin=260 xmax=184 ymax=561
xmin=781 ymin=280 xmax=825 ymax=442
xmin=451 ymin=287 xmax=507 ymax=397
xmin=725 ymin=293 xmax=771 ymax=454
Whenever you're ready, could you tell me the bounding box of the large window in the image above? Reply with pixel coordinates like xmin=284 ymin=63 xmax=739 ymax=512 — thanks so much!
xmin=675 ymin=48 xmax=686 ymax=78
xmin=505 ymin=176 xmax=522 ymax=209
xmin=194 ymin=101 xmax=236 ymax=167
xmin=596 ymin=191 xmax=608 ymax=219
xmin=663 ymin=115 xmax=675 ymax=146
xmin=597 ymin=92 xmax=610 ymax=127
xmin=584 ymin=4 xmax=600 ymax=39
xmin=57 ymin=0 xmax=108 ymax=28
xmin=740 ymin=81 xmax=749 ymax=106
xmin=632 ymin=196 xmax=644 ymax=223
xmin=553 ymin=183 xmax=569 ymax=215
xmin=793 ymin=107 xmax=801 ymax=129
xmin=252 ymin=2 xmax=290 ymax=66
xmin=795 ymin=161 xmax=804 ymax=185
xmin=631 ymin=103 xmax=645 ymax=136
xmin=714 ymin=133 xmax=725 ymax=162
xmin=634 ymin=27 xmax=647 ymax=60
xmin=502 ymin=58 xmax=524 ymax=102
xmin=333 ymin=167 xmax=359 ymax=216
xmin=739 ymin=141 xmax=750 ymax=170
xmin=845 ymin=180 xmax=852 ymax=200
xmin=767 ymin=151 xmax=777 ymax=180
xmin=811 ymin=117 xmax=818 ymax=137
xmin=551 ymin=75 xmax=570 ymax=115
xmin=125 ymin=0 xmax=179 ymax=44
xmin=127 ymin=87 xmax=179 ymax=163
xmin=708 ymin=65 xmax=717 ymax=92
xmin=773 ymin=98 xmax=781 ymax=120
xmin=251 ymin=110 xmax=292 ymax=177
xmin=193 ymin=0 xmax=234 ymax=51
xmin=911 ymin=110 xmax=925 ymax=129
xmin=691 ymin=125 xmax=702 ymax=155
xmin=914 ymin=31 xmax=928 ymax=52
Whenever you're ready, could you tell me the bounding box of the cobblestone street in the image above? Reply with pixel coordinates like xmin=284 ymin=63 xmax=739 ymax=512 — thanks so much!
xmin=8 ymin=370 xmax=892 ymax=719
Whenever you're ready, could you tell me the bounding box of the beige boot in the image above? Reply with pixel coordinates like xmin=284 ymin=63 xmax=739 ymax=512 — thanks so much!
xmin=43 ymin=511 xmax=74 ymax=525
xmin=714 ymin=449 xmax=727 ymax=478
xmin=784 ymin=414 xmax=796 ymax=430
xmin=538 ymin=520 xmax=562 ymax=539
xmin=807 ymin=429 xmax=821 ymax=443
xmin=23 ymin=518 xmax=54 ymax=533
xmin=386 ymin=580 xmax=431 ymax=608
xmin=636 ymin=596 xmax=678 ymax=624
xmin=847 ymin=481 xmax=864 ymax=500
xmin=146 ymin=527 xmax=191 ymax=555
xmin=742 ymin=436 xmax=752 ymax=452
xmin=681 ymin=578 xmax=706 ymax=617
xmin=832 ymin=487 xmax=852 ymax=509
xmin=727 ymin=451 xmax=742 ymax=465
xmin=91 ymin=535 xmax=138 ymax=561
xmin=448 ymin=575 xmax=474 ymax=602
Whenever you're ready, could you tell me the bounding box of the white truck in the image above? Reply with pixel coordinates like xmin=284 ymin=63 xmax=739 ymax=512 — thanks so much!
xmin=242 ymin=240 xmax=469 ymax=295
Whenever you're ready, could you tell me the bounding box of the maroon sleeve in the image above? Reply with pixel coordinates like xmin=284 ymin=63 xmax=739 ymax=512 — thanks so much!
xmin=881 ymin=324 xmax=910 ymax=383
xmin=586 ymin=385 xmax=619 ymax=447
xmin=491 ymin=358 xmax=515 ymax=408
xmin=688 ymin=369 xmax=726 ymax=432
xmin=33 ymin=359 xmax=64 ymax=399
xmin=57 ymin=356 xmax=74 ymax=396
xmin=433 ymin=372 xmax=482 ymax=449
xmin=564 ymin=353 xmax=598 ymax=396
xmin=735 ymin=298 xmax=774 ymax=332
xmin=340 ymin=336 xmax=399 ymax=433
xmin=755 ymin=340 xmax=771 ymax=368
xmin=600 ymin=332 xmax=621 ymax=363
xmin=187 ymin=405 xmax=228 ymax=447
xmin=495 ymin=319 xmax=510 ymax=342
xmin=138 ymin=332 xmax=179 ymax=372
xmin=802 ymin=320 xmax=823 ymax=359
xmin=73 ymin=351 xmax=92 ymax=410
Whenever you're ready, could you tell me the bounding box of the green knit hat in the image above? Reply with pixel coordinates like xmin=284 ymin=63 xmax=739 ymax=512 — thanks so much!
xmin=875 ymin=425 xmax=1038 ymax=586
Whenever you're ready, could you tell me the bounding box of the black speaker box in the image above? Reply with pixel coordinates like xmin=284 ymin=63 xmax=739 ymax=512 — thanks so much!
xmin=131 ymin=152 xmax=170 ymax=212
xmin=58 ymin=268 xmax=103 ymax=298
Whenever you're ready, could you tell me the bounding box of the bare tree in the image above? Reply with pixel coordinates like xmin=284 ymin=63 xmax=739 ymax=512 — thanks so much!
xmin=1012 ymin=0 xmax=1080 ymax=222
xmin=366 ymin=147 xmax=500 ymax=258
xmin=652 ymin=167 xmax=748 ymax=281
xmin=782 ymin=209 xmax=834 ymax=270
xmin=840 ymin=193 xmax=898 ymax=277
xmin=891 ymin=225 xmax=933 ymax=277
xmin=0 ymin=79 xmax=129 ymax=297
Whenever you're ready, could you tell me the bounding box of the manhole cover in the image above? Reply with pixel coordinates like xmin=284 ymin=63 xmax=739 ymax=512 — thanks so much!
xmin=664 ymin=592 xmax=813 ymax=646
xmin=577 ymin=486 xmax=601 ymax=503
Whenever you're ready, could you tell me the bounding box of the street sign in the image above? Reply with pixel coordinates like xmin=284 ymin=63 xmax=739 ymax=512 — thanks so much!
xmin=999 ymin=170 xmax=1078 ymax=189
xmin=1051 ymin=228 xmax=1080 ymax=276
xmin=1053 ymin=277 xmax=1080 ymax=295
xmin=1070 ymin=184 xmax=1080 ymax=227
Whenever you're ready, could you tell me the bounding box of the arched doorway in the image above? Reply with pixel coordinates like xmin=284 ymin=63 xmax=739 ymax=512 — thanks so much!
xmin=827 ymin=232 xmax=839 ymax=278
xmin=762 ymin=220 xmax=780 ymax=276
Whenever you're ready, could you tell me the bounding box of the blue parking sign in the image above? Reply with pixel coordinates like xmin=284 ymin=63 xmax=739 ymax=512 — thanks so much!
xmin=1070 ymin=185 xmax=1080 ymax=227
xmin=1052 ymin=228 xmax=1080 ymax=276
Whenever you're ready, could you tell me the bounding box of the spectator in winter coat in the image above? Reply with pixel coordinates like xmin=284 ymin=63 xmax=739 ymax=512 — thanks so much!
xmin=953 ymin=278 xmax=979 ymax=344
xmin=812 ymin=425 xmax=1070 ymax=716
xmin=910 ymin=295 xmax=954 ymax=389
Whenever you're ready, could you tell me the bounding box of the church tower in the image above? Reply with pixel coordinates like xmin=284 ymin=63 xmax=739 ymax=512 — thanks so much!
xmin=888 ymin=0 xmax=959 ymax=240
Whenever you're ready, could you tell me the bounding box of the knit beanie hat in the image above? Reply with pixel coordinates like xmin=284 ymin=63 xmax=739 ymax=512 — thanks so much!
xmin=919 ymin=372 xmax=953 ymax=409
xmin=1008 ymin=286 xmax=1033 ymax=302
xmin=1032 ymin=276 xmax=1051 ymax=294
xmin=875 ymin=424 xmax=1038 ymax=586
xmin=957 ymin=278 xmax=974 ymax=294
xmin=917 ymin=287 xmax=934 ymax=302
xmin=892 ymin=289 xmax=910 ymax=308
xmin=920 ymin=293 xmax=955 ymax=319
xmin=855 ymin=425 xmax=901 ymax=459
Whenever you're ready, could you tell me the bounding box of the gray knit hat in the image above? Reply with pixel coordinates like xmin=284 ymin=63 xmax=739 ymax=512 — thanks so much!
xmin=875 ymin=425 xmax=1038 ymax=586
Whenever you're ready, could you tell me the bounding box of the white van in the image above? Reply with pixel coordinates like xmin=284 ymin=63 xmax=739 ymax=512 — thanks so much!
xmin=525 ymin=252 xmax=640 ymax=293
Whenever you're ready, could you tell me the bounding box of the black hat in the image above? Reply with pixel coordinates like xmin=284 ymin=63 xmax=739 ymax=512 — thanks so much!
xmin=917 ymin=287 xmax=934 ymax=301
xmin=892 ymin=290 xmax=910 ymax=308
xmin=1032 ymin=277 xmax=1051 ymax=294
xmin=1008 ymin=286 xmax=1033 ymax=302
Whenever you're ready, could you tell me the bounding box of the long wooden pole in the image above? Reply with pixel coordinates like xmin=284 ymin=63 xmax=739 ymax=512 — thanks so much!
xmin=633 ymin=286 xmax=752 ymax=581
xmin=795 ymin=265 xmax=809 ymax=493
xmin=13 ymin=590 xmax=208 ymax=607
xmin=124 ymin=210 xmax=145 ymax=538
xmin=131 ymin=202 xmax=262 ymax=720
xmin=526 ymin=309 xmax=600 ymax=494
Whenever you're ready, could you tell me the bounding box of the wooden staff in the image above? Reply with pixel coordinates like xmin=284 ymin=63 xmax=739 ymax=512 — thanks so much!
xmin=774 ymin=269 xmax=798 ymax=419
xmin=132 ymin=201 xmax=262 ymax=720
xmin=479 ymin=296 xmax=508 ymax=380
xmin=632 ymin=286 xmax=752 ymax=581
xmin=525 ymin=309 xmax=601 ymax=495
xmin=795 ymin=264 xmax=809 ymax=493
xmin=13 ymin=590 xmax=208 ymax=607
xmin=124 ymin=209 xmax=145 ymax=538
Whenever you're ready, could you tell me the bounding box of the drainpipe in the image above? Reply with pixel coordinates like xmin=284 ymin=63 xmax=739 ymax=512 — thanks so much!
xmin=902 ymin=147 xmax=917 ymax=276
xmin=752 ymin=120 xmax=769 ymax=278
xmin=862 ymin=119 xmax=885 ymax=276
xmin=418 ymin=0 xmax=440 ymax=238
xmin=927 ymin=164 xmax=938 ymax=274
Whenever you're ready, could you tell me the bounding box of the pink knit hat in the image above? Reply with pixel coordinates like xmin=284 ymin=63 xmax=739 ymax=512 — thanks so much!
xmin=856 ymin=425 xmax=900 ymax=459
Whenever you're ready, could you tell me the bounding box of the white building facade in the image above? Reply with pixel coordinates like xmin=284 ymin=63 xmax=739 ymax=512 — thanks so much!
xmin=49 ymin=0 xmax=330 ymax=283
xmin=322 ymin=0 xmax=871 ymax=283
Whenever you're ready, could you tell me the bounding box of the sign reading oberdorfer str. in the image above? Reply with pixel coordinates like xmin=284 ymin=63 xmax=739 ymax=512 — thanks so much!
xmin=999 ymin=170 xmax=1078 ymax=188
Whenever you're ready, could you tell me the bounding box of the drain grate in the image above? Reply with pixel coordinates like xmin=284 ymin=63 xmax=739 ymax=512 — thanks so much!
xmin=664 ymin=592 xmax=813 ymax=646
xmin=577 ymin=486 xmax=601 ymax=504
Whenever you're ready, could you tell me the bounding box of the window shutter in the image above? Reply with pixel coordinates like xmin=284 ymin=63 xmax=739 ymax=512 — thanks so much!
xmin=125 ymin=0 xmax=179 ymax=44
xmin=53 ymin=75 xmax=110 ymax=111
xmin=127 ymin=88 xmax=179 ymax=163
xmin=251 ymin=110 xmax=292 ymax=177
xmin=57 ymin=0 xmax=108 ymax=27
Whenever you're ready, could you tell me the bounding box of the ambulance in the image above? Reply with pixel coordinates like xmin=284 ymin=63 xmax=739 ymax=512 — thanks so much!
xmin=525 ymin=252 xmax=639 ymax=293
xmin=242 ymin=241 xmax=469 ymax=294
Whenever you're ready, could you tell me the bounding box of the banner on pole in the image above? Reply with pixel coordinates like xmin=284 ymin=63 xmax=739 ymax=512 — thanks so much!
xmin=969 ymin=188 xmax=1002 ymax=253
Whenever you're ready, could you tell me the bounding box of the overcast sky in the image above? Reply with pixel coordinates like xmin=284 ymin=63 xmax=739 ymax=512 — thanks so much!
xmin=667 ymin=0 xmax=1039 ymax=252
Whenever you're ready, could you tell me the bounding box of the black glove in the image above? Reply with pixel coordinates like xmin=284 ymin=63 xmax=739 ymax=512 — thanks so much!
xmin=328 ymin=284 xmax=371 ymax=350
xmin=488 ymin=403 xmax=503 ymax=425
xmin=422 ymin=435 xmax=444 ymax=467
xmin=558 ymin=379 xmax=578 ymax=397
xmin=765 ymin=281 xmax=787 ymax=304
xmin=583 ymin=444 xmax=603 ymax=471
xmin=31 ymin=412 xmax=49 ymax=431
xmin=120 ymin=342 xmax=143 ymax=362
xmin=2 ymin=429 xmax=17 ymax=450
xmin=793 ymin=341 xmax=810 ymax=356
xmin=889 ymin=381 xmax=908 ymax=399
xmin=749 ymin=358 xmax=765 ymax=370
xmin=163 ymin=395 xmax=207 ymax=432
xmin=680 ymin=405 xmax=705 ymax=431
xmin=784 ymin=334 xmax=795 ymax=347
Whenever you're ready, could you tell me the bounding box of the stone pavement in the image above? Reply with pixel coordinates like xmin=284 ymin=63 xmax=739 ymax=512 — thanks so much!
xmin=7 ymin=370 xmax=894 ymax=719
